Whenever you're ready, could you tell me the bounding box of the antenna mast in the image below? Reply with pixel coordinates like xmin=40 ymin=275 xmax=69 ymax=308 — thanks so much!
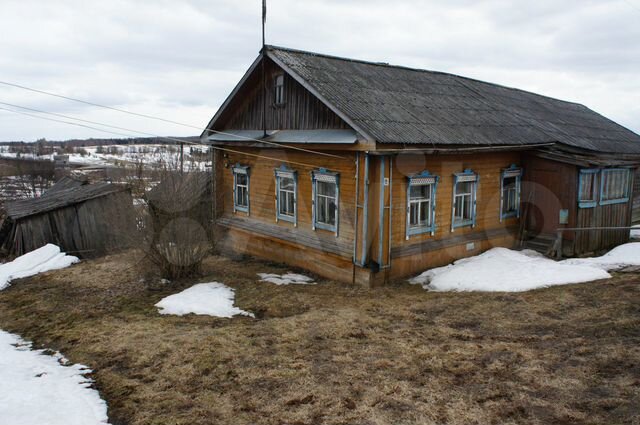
xmin=261 ymin=0 xmax=267 ymax=138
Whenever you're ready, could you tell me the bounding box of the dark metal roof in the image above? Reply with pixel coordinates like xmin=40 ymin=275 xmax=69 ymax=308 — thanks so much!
xmin=4 ymin=182 xmax=127 ymax=220
xmin=264 ymin=45 xmax=640 ymax=154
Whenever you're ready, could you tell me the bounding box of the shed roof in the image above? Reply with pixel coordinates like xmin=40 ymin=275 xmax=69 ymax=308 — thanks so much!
xmin=4 ymin=182 xmax=128 ymax=220
xmin=253 ymin=46 xmax=640 ymax=154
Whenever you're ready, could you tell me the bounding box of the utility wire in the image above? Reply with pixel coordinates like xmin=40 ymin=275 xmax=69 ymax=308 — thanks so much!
xmin=0 ymin=80 xmax=347 ymax=160
xmin=0 ymin=101 xmax=197 ymax=144
xmin=0 ymin=105 xmax=324 ymax=169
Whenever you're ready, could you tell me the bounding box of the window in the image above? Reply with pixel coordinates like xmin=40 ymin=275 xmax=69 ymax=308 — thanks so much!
xmin=274 ymin=74 xmax=285 ymax=105
xmin=500 ymin=165 xmax=522 ymax=221
xmin=600 ymin=168 xmax=630 ymax=205
xmin=578 ymin=169 xmax=599 ymax=208
xmin=232 ymin=164 xmax=250 ymax=213
xmin=275 ymin=166 xmax=297 ymax=224
xmin=406 ymin=171 xmax=438 ymax=238
xmin=312 ymin=169 xmax=339 ymax=234
xmin=451 ymin=170 xmax=478 ymax=230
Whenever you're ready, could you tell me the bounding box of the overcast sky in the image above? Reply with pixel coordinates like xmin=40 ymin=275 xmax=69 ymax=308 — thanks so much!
xmin=0 ymin=0 xmax=638 ymax=142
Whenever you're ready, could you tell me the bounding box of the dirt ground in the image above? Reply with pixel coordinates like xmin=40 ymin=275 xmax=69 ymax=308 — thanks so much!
xmin=0 ymin=251 xmax=639 ymax=425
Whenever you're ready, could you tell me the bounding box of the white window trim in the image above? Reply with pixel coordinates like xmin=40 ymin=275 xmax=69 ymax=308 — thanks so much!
xmin=311 ymin=169 xmax=339 ymax=236
xmin=406 ymin=171 xmax=439 ymax=239
xmin=275 ymin=166 xmax=297 ymax=225
xmin=451 ymin=169 xmax=478 ymax=231
xmin=232 ymin=164 xmax=250 ymax=214
xmin=499 ymin=165 xmax=523 ymax=222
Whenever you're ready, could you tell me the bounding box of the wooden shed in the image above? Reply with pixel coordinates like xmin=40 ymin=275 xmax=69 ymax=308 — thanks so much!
xmin=0 ymin=179 xmax=135 ymax=257
xmin=200 ymin=45 xmax=640 ymax=286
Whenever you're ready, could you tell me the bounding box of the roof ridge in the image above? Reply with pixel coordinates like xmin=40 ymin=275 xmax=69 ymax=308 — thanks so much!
xmin=264 ymin=44 xmax=587 ymax=108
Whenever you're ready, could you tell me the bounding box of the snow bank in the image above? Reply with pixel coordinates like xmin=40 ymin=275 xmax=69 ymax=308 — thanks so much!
xmin=0 ymin=330 xmax=110 ymax=425
xmin=409 ymin=247 xmax=611 ymax=292
xmin=257 ymin=272 xmax=316 ymax=285
xmin=630 ymin=225 xmax=640 ymax=239
xmin=0 ymin=244 xmax=79 ymax=291
xmin=561 ymin=242 xmax=640 ymax=271
xmin=155 ymin=282 xmax=254 ymax=318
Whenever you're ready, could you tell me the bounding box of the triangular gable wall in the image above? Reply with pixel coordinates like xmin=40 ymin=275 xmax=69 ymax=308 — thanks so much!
xmin=207 ymin=56 xmax=351 ymax=133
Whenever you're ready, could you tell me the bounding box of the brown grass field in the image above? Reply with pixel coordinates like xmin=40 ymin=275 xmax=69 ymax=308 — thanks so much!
xmin=0 ymin=251 xmax=639 ymax=425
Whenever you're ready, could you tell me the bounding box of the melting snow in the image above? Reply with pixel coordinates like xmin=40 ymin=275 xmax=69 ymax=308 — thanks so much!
xmin=0 ymin=330 xmax=110 ymax=425
xmin=409 ymin=247 xmax=611 ymax=292
xmin=560 ymin=242 xmax=640 ymax=271
xmin=155 ymin=282 xmax=254 ymax=318
xmin=0 ymin=244 xmax=79 ymax=291
xmin=257 ymin=272 xmax=316 ymax=285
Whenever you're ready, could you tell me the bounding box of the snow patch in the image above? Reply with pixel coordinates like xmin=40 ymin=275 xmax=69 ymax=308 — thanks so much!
xmin=0 ymin=244 xmax=79 ymax=291
xmin=560 ymin=242 xmax=640 ymax=271
xmin=257 ymin=272 xmax=316 ymax=285
xmin=155 ymin=282 xmax=254 ymax=318
xmin=630 ymin=225 xmax=640 ymax=239
xmin=0 ymin=330 xmax=110 ymax=425
xmin=409 ymin=247 xmax=611 ymax=292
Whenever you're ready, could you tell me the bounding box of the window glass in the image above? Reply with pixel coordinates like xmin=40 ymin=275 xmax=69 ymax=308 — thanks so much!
xmin=316 ymin=180 xmax=337 ymax=226
xmin=277 ymin=175 xmax=295 ymax=218
xmin=601 ymin=169 xmax=629 ymax=203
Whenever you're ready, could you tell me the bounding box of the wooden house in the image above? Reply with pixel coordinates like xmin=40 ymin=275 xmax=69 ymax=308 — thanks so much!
xmin=0 ymin=177 xmax=135 ymax=257
xmin=201 ymin=46 xmax=640 ymax=286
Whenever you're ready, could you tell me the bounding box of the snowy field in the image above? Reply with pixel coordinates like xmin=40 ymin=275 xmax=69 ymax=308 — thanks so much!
xmin=155 ymin=282 xmax=254 ymax=318
xmin=0 ymin=331 xmax=110 ymax=425
xmin=410 ymin=243 xmax=640 ymax=292
xmin=0 ymin=144 xmax=210 ymax=171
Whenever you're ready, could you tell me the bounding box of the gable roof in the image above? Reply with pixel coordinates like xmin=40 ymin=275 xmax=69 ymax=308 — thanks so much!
xmin=205 ymin=45 xmax=640 ymax=154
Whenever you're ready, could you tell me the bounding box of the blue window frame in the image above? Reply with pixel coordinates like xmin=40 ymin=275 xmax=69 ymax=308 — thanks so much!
xmin=312 ymin=169 xmax=339 ymax=235
xmin=578 ymin=168 xmax=599 ymax=208
xmin=275 ymin=165 xmax=297 ymax=225
xmin=500 ymin=165 xmax=522 ymax=221
xmin=232 ymin=164 xmax=250 ymax=214
xmin=406 ymin=171 xmax=439 ymax=239
xmin=451 ymin=169 xmax=478 ymax=231
xmin=600 ymin=168 xmax=630 ymax=205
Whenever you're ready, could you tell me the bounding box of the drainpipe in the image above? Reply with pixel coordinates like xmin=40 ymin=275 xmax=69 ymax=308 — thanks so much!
xmin=359 ymin=153 xmax=370 ymax=266
xmin=378 ymin=156 xmax=385 ymax=266
xmin=352 ymin=152 xmax=360 ymax=264
xmin=385 ymin=156 xmax=393 ymax=269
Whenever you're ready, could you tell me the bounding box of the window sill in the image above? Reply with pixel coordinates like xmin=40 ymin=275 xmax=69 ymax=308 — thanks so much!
xmin=599 ymin=197 xmax=629 ymax=206
xmin=277 ymin=214 xmax=296 ymax=224
xmin=578 ymin=201 xmax=597 ymax=209
xmin=452 ymin=219 xmax=474 ymax=230
xmin=500 ymin=211 xmax=519 ymax=220
xmin=314 ymin=222 xmax=337 ymax=233
xmin=407 ymin=226 xmax=435 ymax=237
xmin=234 ymin=206 xmax=249 ymax=214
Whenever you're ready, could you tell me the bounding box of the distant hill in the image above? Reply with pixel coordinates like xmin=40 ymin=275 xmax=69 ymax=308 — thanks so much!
xmin=0 ymin=136 xmax=202 ymax=147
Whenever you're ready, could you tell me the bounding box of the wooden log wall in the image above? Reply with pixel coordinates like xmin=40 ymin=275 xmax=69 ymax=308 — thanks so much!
xmin=218 ymin=147 xmax=357 ymax=258
xmin=215 ymin=59 xmax=349 ymax=131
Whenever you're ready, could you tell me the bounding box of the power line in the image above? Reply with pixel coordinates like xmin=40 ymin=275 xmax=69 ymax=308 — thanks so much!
xmin=0 ymin=80 xmax=348 ymax=160
xmin=0 ymin=106 xmax=138 ymax=139
xmin=0 ymin=105 xmax=325 ymax=169
xmin=0 ymin=101 xmax=197 ymax=144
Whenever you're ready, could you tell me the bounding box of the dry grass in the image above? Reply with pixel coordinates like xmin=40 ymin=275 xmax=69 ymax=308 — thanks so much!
xmin=0 ymin=251 xmax=639 ymax=425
